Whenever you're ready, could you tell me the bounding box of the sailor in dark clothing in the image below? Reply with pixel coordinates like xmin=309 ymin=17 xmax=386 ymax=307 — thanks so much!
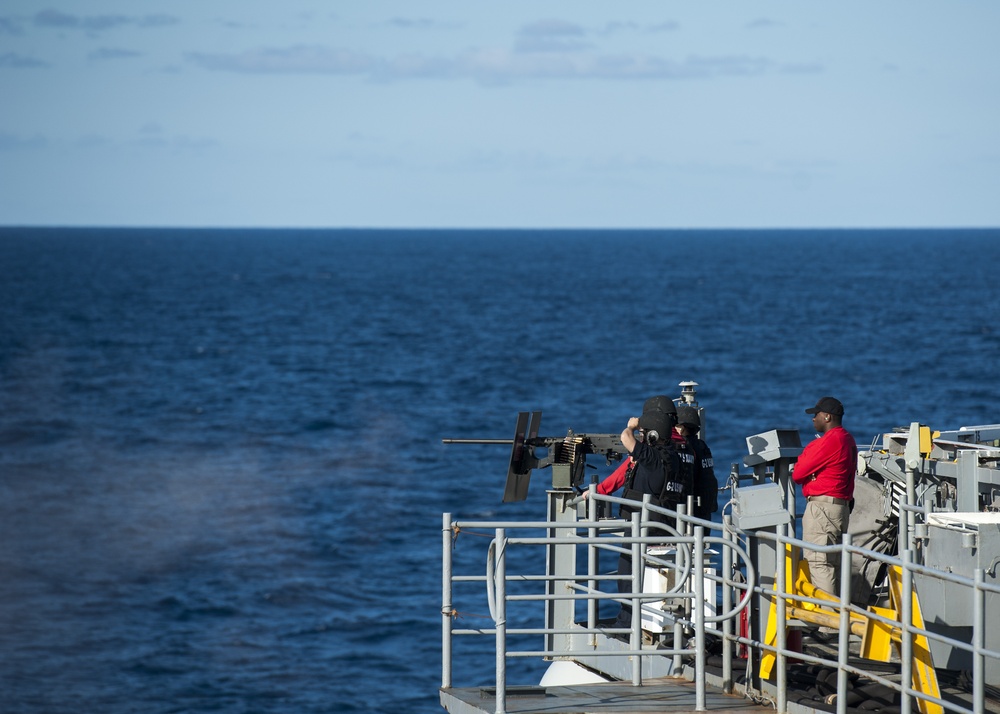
xmin=612 ymin=404 xmax=686 ymax=628
xmin=619 ymin=410 xmax=684 ymax=521
xmin=586 ymin=394 xmax=687 ymax=507
xmin=676 ymin=406 xmax=719 ymax=521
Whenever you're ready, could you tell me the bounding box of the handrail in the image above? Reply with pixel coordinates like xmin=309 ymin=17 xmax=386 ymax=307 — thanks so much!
xmin=742 ymin=520 xmax=1000 ymax=714
xmin=442 ymin=493 xmax=756 ymax=713
xmin=442 ymin=490 xmax=1000 ymax=714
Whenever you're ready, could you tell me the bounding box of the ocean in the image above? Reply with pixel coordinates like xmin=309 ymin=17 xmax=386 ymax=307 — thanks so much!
xmin=1 ymin=227 xmax=999 ymax=713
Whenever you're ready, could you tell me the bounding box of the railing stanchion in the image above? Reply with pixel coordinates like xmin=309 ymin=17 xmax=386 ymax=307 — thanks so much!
xmin=588 ymin=485 xmax=598 ymax=641
xmin=721 ymin=522 xmax=733 ymax=694
xmin=975 ymin=567 xmax=985 ymax=710
xmin=900 ymin=548 xmax=913 ymax=714
xmin=775 ymin=523 xmax=787 ymax=714
xmin=442 ymin=513 xmax=452 ymax=690
xmin=495 ymin=527 xmax=507 ymax=714
xmin=632 ymin=508 xmax=643 ymax=686
xmin=694 ymin=524 xmax=706 ymax=711
xmin=673 ymin=505 xmax=684 ymax=674
xmin=837 ymin=533 xmax=851 ymax=714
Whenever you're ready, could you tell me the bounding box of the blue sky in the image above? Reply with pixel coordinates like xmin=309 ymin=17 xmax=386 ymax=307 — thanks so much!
xmin=2 ymin=2 xmax=999 ymax=229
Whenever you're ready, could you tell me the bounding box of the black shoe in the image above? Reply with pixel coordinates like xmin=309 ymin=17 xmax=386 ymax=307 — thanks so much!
xmin=611 ymin=614 xmax=632 ymax=630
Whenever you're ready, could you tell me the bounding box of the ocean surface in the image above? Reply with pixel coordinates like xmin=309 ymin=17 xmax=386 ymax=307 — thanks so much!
xmin=1 ymin=227 xmax=999 ymax=713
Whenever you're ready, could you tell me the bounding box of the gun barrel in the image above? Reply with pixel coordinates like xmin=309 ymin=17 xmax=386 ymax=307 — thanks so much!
xmin=441 ymin=438 xmax=514 ymax=444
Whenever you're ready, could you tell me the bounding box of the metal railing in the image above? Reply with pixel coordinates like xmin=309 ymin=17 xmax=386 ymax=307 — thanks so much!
xmin=441 ymin=490 xmax=755 ymax=713
xmin=751 ymin=525 xmax=1000 ymax=714
xmin=441 ymin=489 xmax=1000 ymax=714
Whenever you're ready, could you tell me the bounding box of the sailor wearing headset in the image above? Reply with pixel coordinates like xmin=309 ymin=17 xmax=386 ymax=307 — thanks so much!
xmin=604 ymin=397 xmax=690 ymax=629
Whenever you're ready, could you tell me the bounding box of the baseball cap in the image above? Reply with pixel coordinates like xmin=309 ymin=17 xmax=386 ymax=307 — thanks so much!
xmin=806 ymin=396 xmax=844 ymax=416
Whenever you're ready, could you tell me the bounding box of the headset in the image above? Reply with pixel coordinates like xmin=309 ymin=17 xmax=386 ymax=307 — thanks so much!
xmin=638 ymin=411 xmax=676 ymax=447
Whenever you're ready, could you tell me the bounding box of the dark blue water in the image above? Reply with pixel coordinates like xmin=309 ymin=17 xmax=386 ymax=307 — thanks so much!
xmin=1 ymin=227 xmax=999 ymax=713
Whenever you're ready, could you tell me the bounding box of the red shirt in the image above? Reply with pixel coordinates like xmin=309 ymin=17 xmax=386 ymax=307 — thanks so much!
xmin=792 ymin=425 xmax=858 ymax=500
xmin=597 ymin=458 xmax=631 ymax=494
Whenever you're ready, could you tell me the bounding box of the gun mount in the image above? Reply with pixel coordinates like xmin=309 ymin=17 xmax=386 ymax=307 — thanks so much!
xmin=442 ymin=411 xmax=626 ymax=502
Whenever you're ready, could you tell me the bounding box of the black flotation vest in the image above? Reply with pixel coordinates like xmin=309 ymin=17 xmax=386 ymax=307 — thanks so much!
xmin=619 ymin=440 xmax=693 ymax=518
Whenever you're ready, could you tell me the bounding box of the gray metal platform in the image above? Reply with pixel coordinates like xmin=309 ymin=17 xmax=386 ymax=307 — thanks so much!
xmin=440 ymin=677 xmax=763 ymax=714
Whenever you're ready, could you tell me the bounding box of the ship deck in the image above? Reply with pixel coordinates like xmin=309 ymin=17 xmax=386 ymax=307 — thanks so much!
xmin=440 ymin=677 xmax=761 ymax=714
xmin=440 ymin=636 xmax=1000 ymax=714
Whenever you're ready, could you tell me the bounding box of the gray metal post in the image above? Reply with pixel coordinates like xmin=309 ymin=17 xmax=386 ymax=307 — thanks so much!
xmin=674 ymin=502 xmax=686 ymax=674
xmin=975 ymin=568 xmax=985 ymax=709
xmin=900 ymin=549 xmax=913 ymax=714
xmin=694 ymin=525 xmax=706 ymax=711
xmin=775 ymin=522 xmax=787 ymax=714
xmin=721 ymin=522 xmax=733 ymax=693
xmin=546 ymin=490 xmax=579 ymax=656
xmin=632 ymin=508 xmax=643 ymax=686
xmin=958 ymin=450 xmax=980 ymax=512
xmin=905 ymin=470 xmax=916 ymax=553
xmin=902 ymin=422 xmax=921 ymax=556
xmin=442 ymin=512 xmax=453 ymax=689
xmin=679 ymin=502 xmax=692 ymax=626
xmin=748 ymin=528 xmax=776 ymax=694
xmin=776 ymin=459 xmax=796 ymax=529
xmin=741 ymin=428 xmax=801 ymax=695
xmin=587 ymin=485 xmax=598 ymax=640
xmin=495 ymin=527 xmax=507 ymax=714
xmin=837 ymin=532 xmax=851 ymax=714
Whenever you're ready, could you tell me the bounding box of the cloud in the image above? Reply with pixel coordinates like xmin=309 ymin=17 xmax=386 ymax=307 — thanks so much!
xmin=187 ymin=46 xmax=375 ymax=75
xmin=134 ymin=134 xmax=218 ymax=152
xmin=32 ymin=9 xmax=178 ymax=31
xmin=74 ymin=134 xmax=112 ymax=149
xmin=0 ymin=16 xmax=24 ymax=35
xmin=129 ymin=123 xmax=217 ymax=152
xmin=137 ymin=14 xmax=178 ymax=28
xmin=599 ymin=21 xmax=640 ymax=35
xmin=520 ymin=18 xmax=586 ymax=37
xmin=780 ymin=62 xmax=823 ymax=74
xmin=0 ymin=132 xmax=47 ymax=150
xmin=187 ymin=44 xmax=813 ymax=85
xmin=182 ymin=15 xmax=815 ymax=84
xmin=381 ymin=17 xmax=464 ymax=31
xmin=0 ymin=52 xmax=48 ymax=68
xmin=515 ymin=19 xmax=591 ymax=53
xmin=648 ymin=21 xmax=681 ymax=33
xmin=34 ymin=9 xmax=130 ymax=30
xmin=88 ymin=47 xmax=142 ymax=61
xmin=385 ymin=17 xmax=438 ymax=30
xmin=746 ymin=18 xmax=782 ymax=29
xmin=599 ymin=20 xmax=680 ymax=35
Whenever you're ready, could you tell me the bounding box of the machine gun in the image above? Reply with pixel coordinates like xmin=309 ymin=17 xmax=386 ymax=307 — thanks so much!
xmin=442 ymin=411 xmax=627 ymax=502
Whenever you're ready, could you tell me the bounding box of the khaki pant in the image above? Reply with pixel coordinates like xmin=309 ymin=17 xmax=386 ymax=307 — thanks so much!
xmin=802 ymin=498 xmax=850 ymax=597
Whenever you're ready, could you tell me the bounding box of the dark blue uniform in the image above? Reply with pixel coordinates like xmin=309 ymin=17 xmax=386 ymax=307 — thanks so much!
xmin=614 ymin=439 xmax=682 ymax=627
xmin=687 ymin=436 xmax=718 ymax=520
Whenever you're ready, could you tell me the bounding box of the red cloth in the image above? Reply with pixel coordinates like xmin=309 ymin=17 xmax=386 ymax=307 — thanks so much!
xmin=597 ymin=458 xmax=631 ymax=494
xmin=792 ymin=426 xmax=858 ymax=500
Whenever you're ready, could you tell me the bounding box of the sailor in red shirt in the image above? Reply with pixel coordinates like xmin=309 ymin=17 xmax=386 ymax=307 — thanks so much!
xmin=792 ymin=396 xmax=858 ymax=597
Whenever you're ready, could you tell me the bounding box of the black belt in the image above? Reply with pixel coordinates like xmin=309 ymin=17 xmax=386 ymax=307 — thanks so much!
xmin=807 ymin=495 xmax=848 ymax=506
